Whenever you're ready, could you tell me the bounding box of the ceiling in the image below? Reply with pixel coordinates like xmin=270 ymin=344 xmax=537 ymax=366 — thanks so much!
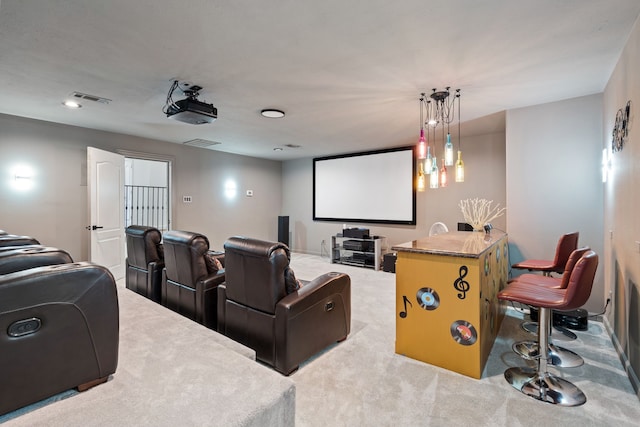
xmin=1 ymin=1 xmax=639 ymax=161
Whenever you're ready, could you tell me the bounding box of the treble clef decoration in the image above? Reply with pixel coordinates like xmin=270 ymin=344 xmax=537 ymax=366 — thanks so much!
xmin=454 ymin=265 xmax=470 ymax=300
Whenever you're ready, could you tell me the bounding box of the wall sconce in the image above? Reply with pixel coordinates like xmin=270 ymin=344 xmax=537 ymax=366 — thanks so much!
xmin=10 ymin=164 xmax=35 ymax=192
xmin=602 ymin=148 xmax=612 ymax=183
xmin=224 ymin=179 xmax=237 ymax=199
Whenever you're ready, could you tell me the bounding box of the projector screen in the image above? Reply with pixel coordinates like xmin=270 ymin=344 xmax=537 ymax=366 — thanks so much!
xmin=313 ymin=146 xmax=416 ymax=225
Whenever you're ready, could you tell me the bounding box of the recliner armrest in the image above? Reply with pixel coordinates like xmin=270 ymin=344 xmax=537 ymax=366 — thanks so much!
xmin=198 ymin=268 xmax=225 ymax=289
xmin=274 ymin=272 xmax=351 ymax=375
xmin=276 ymin=272 xmax=350 ymax=317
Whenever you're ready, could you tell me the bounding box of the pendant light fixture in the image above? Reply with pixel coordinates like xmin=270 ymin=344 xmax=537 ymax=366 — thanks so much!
xmin=430 ymin=158 xmax=439 ymax=189
xmin=455 ymin=96 xmax=465 ymax=182
xmin=455 ymin=151 xmax=465 ymax=182
xmin=444 ymin=133 xmax=454 ymax=166
xmin=440 ymin=158 xmax=448 ymax=187
xmin=417 ymin=161 xmax=426 ymax=192
xmin=417 ymin=88 xmax=462 ymax=188
xmin=417 ymin=96 xmax=426 ymax=159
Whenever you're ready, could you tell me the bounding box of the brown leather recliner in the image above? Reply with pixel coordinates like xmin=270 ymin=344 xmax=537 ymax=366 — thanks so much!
xmin=0 ymin=262 xmax=119 ymax=416
xmin=218 ymin=236 xmax=351 ymax=375
xmin=0 ymin=246 xmax=73 ymax=275
xmin=162 ymin=230 xmax=225 ymax=329
xmin=125 ymin=225 xmax=164 ymax=303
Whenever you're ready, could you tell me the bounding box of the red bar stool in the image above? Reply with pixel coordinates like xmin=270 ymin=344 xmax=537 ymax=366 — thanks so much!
xmin=512 ymin=231 xmax=579 ymax=276
xmin=509 ymin=247 xmax=591 ymax=368
xmin=498 ymin=250 xmax=598 ymax=406
xmin=512 ymin=232 xmax=579 ymax=335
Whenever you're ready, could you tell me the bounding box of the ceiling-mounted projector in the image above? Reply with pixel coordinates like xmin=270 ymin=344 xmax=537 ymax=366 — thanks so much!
xmin=164 ymin=81 xmax=217 ymax=125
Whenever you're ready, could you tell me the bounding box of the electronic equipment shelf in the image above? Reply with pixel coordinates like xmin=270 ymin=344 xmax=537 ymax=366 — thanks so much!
xmin=331 ymin=234 xmax=385 ymax=270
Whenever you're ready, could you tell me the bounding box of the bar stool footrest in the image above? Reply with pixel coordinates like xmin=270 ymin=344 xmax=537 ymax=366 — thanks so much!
xmin=512 ymin=341 xmax=584 ymax=367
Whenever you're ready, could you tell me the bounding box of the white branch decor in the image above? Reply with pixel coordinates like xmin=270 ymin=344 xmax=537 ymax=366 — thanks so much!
xmin=459 ymin=198 xmax=506 ymax=231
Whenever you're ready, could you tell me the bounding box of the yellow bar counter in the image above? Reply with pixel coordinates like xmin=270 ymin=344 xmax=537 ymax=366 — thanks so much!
xmin=393 ymin=230 xmax=509 ymax=379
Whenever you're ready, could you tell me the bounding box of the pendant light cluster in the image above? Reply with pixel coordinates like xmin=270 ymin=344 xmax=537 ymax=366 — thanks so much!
xmin=416 ymin=88 xmax=464 ymax=192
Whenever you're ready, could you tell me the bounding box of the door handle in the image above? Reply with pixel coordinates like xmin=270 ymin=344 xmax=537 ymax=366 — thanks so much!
xmin=86 ymin=225 xmax=104 ymax=230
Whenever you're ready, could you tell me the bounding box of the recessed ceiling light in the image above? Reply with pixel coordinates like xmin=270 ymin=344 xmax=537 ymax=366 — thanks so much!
xmin=261 ymin=109 xmax=285 ymax=118
xmin=62 ymin=100 xmax=82 ymax=109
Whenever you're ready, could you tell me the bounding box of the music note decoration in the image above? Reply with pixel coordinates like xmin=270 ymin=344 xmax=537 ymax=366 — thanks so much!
xmin=399 ymin=295 xmax=412 ymax=318
xmin=453 ymin=265 xmax=470 ymax=300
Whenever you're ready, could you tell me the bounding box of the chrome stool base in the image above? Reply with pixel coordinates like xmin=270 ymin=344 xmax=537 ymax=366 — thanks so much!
xmin=505 ymin=367 xmax=586 ymax=406
xmin=512 ymin=341 xmax=584 ymax=368
xmin=521 ymin=321 xmax=577 ymax=341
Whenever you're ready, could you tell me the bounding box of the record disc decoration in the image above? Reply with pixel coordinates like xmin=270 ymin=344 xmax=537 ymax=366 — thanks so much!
xmin=416 ymin=287 xmax=440 ymax=310
xmin=450 ymin=320 xmax=477 ymax=346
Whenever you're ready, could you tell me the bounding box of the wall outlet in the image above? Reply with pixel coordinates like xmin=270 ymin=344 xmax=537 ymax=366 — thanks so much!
xmin=182 ymin=195 xmax=192 ymax=203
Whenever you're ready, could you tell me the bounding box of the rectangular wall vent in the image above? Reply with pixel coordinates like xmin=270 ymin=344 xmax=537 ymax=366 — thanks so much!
xmin=70 ymin=91 xmax=111 ymax=104
xmin=182 ymin=139 xmax=222 ymax=148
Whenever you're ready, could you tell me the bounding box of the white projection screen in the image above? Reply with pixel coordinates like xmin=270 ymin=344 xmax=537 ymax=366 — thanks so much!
xmin=313 ymin=146 xmax=416 ymax=225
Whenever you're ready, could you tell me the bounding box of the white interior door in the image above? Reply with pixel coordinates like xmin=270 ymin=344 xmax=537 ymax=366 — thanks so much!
xmin=88 ymin=147 xmax=125 ymax=280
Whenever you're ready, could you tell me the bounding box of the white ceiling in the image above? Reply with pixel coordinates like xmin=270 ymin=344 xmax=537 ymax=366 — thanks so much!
xmin=1 ymin=0 xmax=639 ymax=160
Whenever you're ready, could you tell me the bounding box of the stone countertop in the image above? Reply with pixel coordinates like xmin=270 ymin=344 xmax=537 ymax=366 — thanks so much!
xmin=392 ymin=230 xmax=507 ymax=259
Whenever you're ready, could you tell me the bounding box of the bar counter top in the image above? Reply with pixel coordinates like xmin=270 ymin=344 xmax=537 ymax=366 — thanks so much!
xmin=392 ymin=230 xmax=507 ymax=258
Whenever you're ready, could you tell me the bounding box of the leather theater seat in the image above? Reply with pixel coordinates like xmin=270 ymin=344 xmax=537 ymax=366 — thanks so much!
xmin=162 ymin=230 xmax=225 ymax=329
xmin=0 ymin=235 xmax=41 ymax=247
xmin=0 ymin=246 xmax=73 ymax=275
xmin=218 ymin=236 xmax=351 ymax=375
xmin=0 ymin=262 xmax=119 ymax=415
xmin=125 ymin=225 xmax=164 ymax=303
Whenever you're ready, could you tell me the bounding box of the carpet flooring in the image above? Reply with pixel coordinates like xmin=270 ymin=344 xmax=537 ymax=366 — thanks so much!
xmin=2 ymin=252 xmax=639 ymax=426
xmin=289 ymin=253 xmax=640 ymax=427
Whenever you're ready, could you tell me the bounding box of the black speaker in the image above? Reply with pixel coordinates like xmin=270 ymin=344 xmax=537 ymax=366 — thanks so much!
xmin=458 ymin=222 xmax=473 ymax=231
xmin=383 ymin=253 xmax=397 ymax=273
xmin=278 ymin=216 xmax=289 ymax=246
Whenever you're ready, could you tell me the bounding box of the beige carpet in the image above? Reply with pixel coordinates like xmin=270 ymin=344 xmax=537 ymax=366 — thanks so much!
xmin=289 ymin=253 xmax=640 ymax=427
xmin=2 ymin=253 xmax=639 ymax=426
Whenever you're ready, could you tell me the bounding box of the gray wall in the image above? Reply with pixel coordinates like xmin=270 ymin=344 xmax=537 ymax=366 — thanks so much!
xmin=0 ymin=113 xmax=283 ymax=261
xmin=282 ymin=129 xmax=507 ymax=257
xmin=603 ymin=14 xmax=640 ymax=394
xmin=506 ymin=94 xmax=604 ymax=313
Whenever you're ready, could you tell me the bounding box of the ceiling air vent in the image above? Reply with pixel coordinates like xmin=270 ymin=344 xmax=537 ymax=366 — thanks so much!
xmin=70 ymin=91 xmax=111 ymax=104
xmin=284 ymin=144 xmax=301 ymax=148
xmin=182 ymin=139 xmax=222 ymax=149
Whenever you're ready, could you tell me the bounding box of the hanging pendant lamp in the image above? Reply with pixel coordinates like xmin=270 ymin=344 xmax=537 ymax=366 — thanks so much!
xmin=417 ymin=87 xmax=462 ymax=187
